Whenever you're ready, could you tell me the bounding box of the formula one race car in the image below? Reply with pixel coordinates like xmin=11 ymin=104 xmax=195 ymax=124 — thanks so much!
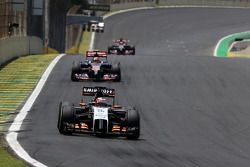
xmin=85 ymin=20 xmax=104 ymax=33
xmin=57 ymin=87 xmax=140 ymax=139
xmin=71 ymin=51 xmax=121 ymax=81
xmin=108 ymin=38 xmax=135 ymax=55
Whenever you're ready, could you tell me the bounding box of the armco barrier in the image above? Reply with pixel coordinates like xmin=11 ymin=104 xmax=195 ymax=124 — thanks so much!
xmin=158 ymin=0 xmax=250 ymax=7
xmin=0 ymin=36 xmax=43 ymax=66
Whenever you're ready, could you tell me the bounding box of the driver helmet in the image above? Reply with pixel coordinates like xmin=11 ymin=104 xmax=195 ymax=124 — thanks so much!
xmin=93 ymin=57 xmax=100 ymax=62
xmin=95 ymin=97 xmax=108 ymax=107
xmin=96 ymin=97 xmax=106 ymax=103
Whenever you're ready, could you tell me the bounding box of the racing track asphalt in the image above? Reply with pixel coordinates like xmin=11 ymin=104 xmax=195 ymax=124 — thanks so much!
xmin=19 ymin=8 xmax=250 ymax=167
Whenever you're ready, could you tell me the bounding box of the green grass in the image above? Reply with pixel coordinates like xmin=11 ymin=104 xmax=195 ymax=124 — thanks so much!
xmin=0 ymin=144 xmax=28 ymax=167
xmin=66 ymin=31 xmax=92 ymax=55
xmin=47 ymin=22 xmax=92 ymax=54
xmin=78 ymin=31 xmax=92 ymax=54
xmin=0 ymin=54 xmax=58 ymax=127
xmin=0 ymin=30 xmax=92 ymax=165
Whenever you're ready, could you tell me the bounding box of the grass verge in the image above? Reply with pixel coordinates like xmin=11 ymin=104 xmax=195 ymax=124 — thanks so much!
xmin=66 ymin=31 xmax=92 ymax=55
xmin=78 ymin=31 xmax=92 ymax=54
xmin=0 ymin=30 xmax=91 ymax=166
xmin=0 ymin=135 xmax=28 ymax=167
xmin=0 ymin=54 xmax=58 ymax=166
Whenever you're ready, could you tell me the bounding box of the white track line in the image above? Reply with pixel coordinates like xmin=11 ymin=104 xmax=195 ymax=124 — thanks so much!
xmin=213 ymin=34 xmax=230 ymax=57
xmin=6 ymin=54 xmax=65 ymax=167
xmin=89 ymin=32 xmax=95 ymax=51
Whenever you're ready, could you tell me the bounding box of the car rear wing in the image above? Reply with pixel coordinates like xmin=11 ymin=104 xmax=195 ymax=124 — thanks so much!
xmin=86 ymin=51 xmax=108 ymax=57
xmin=113 ymin=39 xmax=129 ymax=43
xmin=82 ymin=87 xmax=115 ymax=97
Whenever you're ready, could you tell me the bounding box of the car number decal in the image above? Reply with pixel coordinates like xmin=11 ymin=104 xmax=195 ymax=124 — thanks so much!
xmin=93 ymin=107 xmax=108 ymax=120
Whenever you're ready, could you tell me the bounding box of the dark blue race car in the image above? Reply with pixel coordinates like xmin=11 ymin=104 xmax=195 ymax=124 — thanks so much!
xmin=71 ymin=51 xmax=121 ymax=82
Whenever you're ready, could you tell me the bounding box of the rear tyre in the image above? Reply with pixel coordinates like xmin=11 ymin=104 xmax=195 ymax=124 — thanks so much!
xmin=132 ymin=47 xmax=135 ymax=55
xmin=71 ymin=63 xmax=81 ymax=81
xmin=57 ymin=102 xmax=62 ymax=130
xmin=108 ymin=47 xmax=112 ymax=54
xmin=58 ymin=102 xmax=75 ymax=135
xmin=112 ymin=64 xmax=121 ymax=82
xmin=126 ymin=109 xmax=140 ymax=140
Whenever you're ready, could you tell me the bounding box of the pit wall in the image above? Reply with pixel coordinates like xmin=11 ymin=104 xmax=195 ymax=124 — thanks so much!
xmin=0 ymin=36 xmax=43 ymax=67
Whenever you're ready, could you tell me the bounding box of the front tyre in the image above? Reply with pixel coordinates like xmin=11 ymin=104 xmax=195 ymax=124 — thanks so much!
xmin=112 ymin=64 xmax=121 ymax=82
xmin=126 ymin=109 xmax=140 ymax=140
xmin=132 ymin=47 xmax=135 ymax=55
xmin=58 ymin=102 xmax=75 ymax=135
xmin=71 ymin=63 xmax=81 ymax=81
xmin=108 ymin=47 xmax=112 ymax=54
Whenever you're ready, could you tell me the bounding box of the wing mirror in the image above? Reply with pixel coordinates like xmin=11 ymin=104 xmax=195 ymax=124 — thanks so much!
xmin=79 ymin=102 xmax=86 ymax=107
xmin=113 ymin=104 xmax=122 ymax=109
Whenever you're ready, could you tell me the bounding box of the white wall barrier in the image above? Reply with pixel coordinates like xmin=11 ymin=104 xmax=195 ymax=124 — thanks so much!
xmin=0 ymin=36 xmax=43 ymax=66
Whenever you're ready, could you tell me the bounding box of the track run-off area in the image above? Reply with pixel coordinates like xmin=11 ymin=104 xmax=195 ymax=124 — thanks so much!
xmin=8 ymin=7 xmax=250 ymax=167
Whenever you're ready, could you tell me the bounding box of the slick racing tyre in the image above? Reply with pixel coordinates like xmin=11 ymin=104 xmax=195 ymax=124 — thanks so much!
xmin=112 ymin=64 xmax=121 ymax=82
xmin=108 ymin=47 xmax=112 ymax=54
xmin=126 ymin=109 xmax=140 ymax=139
xmin=58 ymin=102 xmax=75 ymax=135
xmin=132 ymin=47 xmax=135 ymax=55
xmin=71 ymin=63 xmax=81 ymax=81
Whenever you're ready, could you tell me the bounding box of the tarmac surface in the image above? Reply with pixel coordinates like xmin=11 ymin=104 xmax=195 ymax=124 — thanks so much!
xmin=19 ymin=8 xmax=250 ymax=167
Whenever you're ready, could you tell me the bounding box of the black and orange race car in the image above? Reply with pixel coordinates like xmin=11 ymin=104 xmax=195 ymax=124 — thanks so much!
xmin=108 ymin=38 xmax=135 ymax=55
xmin=57 ymin=86 xmax=140 ymax=139
xmin=71 ymin=51 xmax=121 ymax=81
